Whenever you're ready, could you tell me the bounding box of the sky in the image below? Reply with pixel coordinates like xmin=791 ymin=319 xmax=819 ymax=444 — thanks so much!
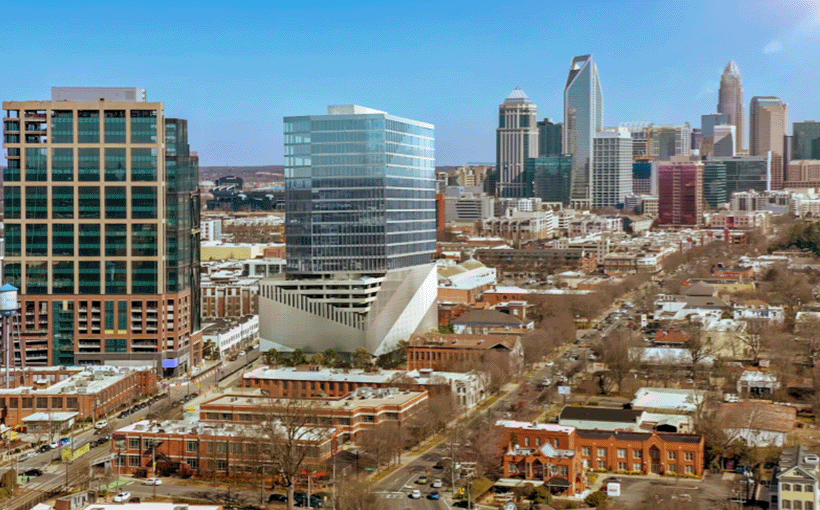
xmin=3 ymin=0 xmax=820 ymax=166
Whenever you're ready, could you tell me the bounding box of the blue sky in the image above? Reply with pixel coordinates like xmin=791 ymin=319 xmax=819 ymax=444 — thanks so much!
xmin=3 ymin=0 xmax=819 ymax=166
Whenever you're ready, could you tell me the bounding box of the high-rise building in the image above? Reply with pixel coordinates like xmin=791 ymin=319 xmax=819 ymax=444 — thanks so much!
xmin=704 ymin=160 xmax=728 ymax=208
xmin=2 ymin=87 xmax=201 ymax=374
xmin=700 ymin=113 xmax=731 ymax=156
xmin=691 ymin=128 xmax=702 ymax=152
xmin=749 ymin=96 xmax=787 ymax=190
xmin=793 ymin=121 xmax=820 ymax=160
xmin=708 ymin=155 xmax=770 ymax=197
xmin=526 ymin=154 xmax=573 ymax=204
xmin=537 ymin=118 xmax=562 ymax=157
xmin=496 ymin=87 xmax=538 ymax=198
xmin=258 ymin=105 xmax=437 ymax=355
xmin=564 ymin=55 xmax=603 ymax=207
xmin=717 ymin=61 xmax=744 ymax=154
xmin=648 ymin=124 xmax=691 ymax=159
xmin=713 ymin=125 xmax=737 ymax=157
xmin=658 ymin=159 xmax=704 ymax=228
xmin=592 ymin=130 xmax=633 ymax=208
xmin=632 ymin=161 xmax=653 ymax=195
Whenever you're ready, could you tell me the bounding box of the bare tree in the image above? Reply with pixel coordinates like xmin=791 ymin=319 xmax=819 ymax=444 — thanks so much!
xmin=682 ymin=321 xmax=714 ymax=379
xmin=593 ymin=327 xmax=642 ymax=395
xmin=335 ymin=476 xmax=385 ymax=510
xmin=356 ymin=422 xmax=400 ymax=469
xmin=255 ymin=398 xmax=324 ymax=510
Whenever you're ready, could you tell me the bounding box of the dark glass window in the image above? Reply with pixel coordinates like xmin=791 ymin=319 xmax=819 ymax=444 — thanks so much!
xmin=52 ymin=224 xmax=74 ymax=256
xmin=25 ymin=148 xmax=47 ymax=181
xmin=131 ymin=148 xmax=157 ymax=181
xmin=53 ymin=261 xmax=74 ymax=294
xmin=78 ymin=224 xmax=100 ymax=257
xmin=52 ymin=186 xmax=74 ymax=219
xmin=105 ymin=261 xmax=128 ymax=294
xmin=52 ymin=148 xmax=74 ymax=181
xmin=78 ymin=187 xmax=100 ymax=219
xmin=131 ymin=186 xmax=157 ymax=218
xmin=104 ymin=110 xmax=126 ymax=143
xmin=25 ymin=186 xmax=47 ymax=219
xmin=4 ymin=186 xmax=21 ymax=219
xmin=51 ymin=110 xmax=73 ymax=143
xmin=105 ymin=224 xmax=128 ymax=257
xmin=79 ymin=261 xmax=100 ymax=293
xmin=105 ymin=186 xmax=127 ymax=219
xmin=78 ymin=110 xmax=100 ymax=143
xmin=105 ymin=148 xmax=126 ymax=181
xmin=78 ymin=148 xmax=100 ymax=181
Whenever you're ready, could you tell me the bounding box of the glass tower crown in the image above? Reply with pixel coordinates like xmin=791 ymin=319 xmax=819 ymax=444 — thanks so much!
xmin=284 ymin=106 xmax=436 ymax=275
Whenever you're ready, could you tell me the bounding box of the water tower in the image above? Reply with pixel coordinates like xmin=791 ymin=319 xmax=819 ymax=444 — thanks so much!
xmin=0 ymin=284 xmax=19 ymax=388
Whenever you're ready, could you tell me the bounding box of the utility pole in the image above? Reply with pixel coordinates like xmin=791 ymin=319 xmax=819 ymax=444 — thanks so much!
xmin=152 ymin=439 xmax=157 ymax=499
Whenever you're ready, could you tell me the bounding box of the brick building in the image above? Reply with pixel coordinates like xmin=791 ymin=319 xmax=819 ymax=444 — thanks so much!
xmin=406 ymin=333 xmax=523 ymax=376
xmin=199 ymin=386 xmax=428 ymax=443
xmin=497 ymin=420 xmax=705 ymax=496
xmin=0 ymin=366 xmax=156 ymax=428
xmin=112 ymin=418 xmax=335 ymax=476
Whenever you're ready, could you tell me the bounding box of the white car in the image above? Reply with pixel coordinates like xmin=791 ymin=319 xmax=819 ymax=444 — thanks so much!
xmin=410 ymin=490 xmax=421 ymax=499
xmin=431 ymin=479 xmax=442 ymax=488
xmin=94 ymin=420 xmax=108 ymax=430
xmin=113 ymin=492 xmax=131 ymax=502
xmin=143 ymin=477 xmax=162 ymax=486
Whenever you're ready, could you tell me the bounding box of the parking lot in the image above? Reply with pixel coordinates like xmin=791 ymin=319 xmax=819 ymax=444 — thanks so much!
xmin=604 ymin=472 xmax=737 ymax=509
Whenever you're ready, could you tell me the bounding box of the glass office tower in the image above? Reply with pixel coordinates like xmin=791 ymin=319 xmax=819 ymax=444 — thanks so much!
xmin=260 ymin=105 xmax=437 ymax=356
xmin=2 ymin=88 xmax=201 ymax=374
xmin=564 ymin=55 xmax=603 ymax=207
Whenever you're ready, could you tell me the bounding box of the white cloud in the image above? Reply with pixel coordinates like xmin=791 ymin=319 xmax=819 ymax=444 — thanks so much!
xmin=763 ymin=39 xmax=784 ymax=54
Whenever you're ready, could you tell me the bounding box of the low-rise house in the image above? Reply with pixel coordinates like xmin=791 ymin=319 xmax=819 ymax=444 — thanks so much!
xmin=737 ymin=370 xmax=781 ymax=398
xmin=559 ymin=407 xmax=642 ymax=431
xmin=631 ymin=387 xmax=706 ymax=416
xmin=654 ymin=294 xmax=729 ymax=321
xmin=407 ymin=333 xmax=524 ymax=375
xmin=734 ymin=301 xmax=785 ymax=323
xmin=718 ymin=401 xmax=796 ymax=447
xmin=770 ymin=446 xmax=820 ymax=510
xmin=451 ymin=309 xmax=534 ymax=334
xmin=437 ymin=258 xmax=497 ymax=305
xmin=201 ymin=315 xmax=259 ymax=359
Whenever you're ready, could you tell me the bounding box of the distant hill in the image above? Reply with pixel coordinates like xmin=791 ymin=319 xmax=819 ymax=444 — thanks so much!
xmin=201 ymin=165 xmax=463 ymax=184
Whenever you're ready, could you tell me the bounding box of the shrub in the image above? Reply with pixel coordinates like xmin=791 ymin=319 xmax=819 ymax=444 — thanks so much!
xmin=585 ymin=491 xmax=608 ymax=508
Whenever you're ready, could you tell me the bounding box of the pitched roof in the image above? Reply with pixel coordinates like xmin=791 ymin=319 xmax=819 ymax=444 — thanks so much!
xmin=560 ymin=406 xmax=642 ymax=424
xmin=681 ymin=281 xmax=715 ymax=296
xmin=717 ymin=402 xmax=796 ymax=434
xmin=452 ymin=309 xmax=524 ymax=326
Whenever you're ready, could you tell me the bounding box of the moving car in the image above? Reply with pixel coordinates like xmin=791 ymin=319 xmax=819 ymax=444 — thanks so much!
xmin=431 ymin=479 xmax=442 ymax=488
xmin=23 ymin=469 xmax=43 ymax=477
xmin=416 ymin=476 xmax=428 ymax=484
xmin=143 ymin=477 xmax=162 ymax=486
xmin=94 ymin=420 xmax=108 ymax=430
xmin=428 ymin=491 xmax=440 ymax=500
xmin=113 ymin=492 xmax=131 ymax=503
xmin=268 ymin=494 xmax=288 ymax=503
xmin=410 ymin=490 xmax=421 ymax=499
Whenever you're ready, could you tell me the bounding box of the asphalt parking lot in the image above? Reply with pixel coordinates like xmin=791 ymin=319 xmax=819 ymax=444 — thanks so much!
xmin=601 ymin=472 xmax=736 ymax=509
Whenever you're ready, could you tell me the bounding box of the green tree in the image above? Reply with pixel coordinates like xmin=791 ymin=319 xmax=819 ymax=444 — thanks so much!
xmin=324 ymin=348 xmax=339 ymax=367
xmin=353 ymin=347 xmax=372 ymax=369
xmin=438 ymin=324 xmax=454 ymax=334
xmin=290 ymin=348 xmax=306 ymax=366
xmin=309 ymin=353 xmax=325 ymax=366
xmin=266 ymin=348 xmax=284 ymax=366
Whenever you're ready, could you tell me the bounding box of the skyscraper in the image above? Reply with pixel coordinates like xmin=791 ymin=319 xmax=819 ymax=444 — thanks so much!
xmin=648 ymin=124 xmax=691 ymax=159
xmin=537 ymin=118 xmax=562 ymax=156
xmin=2 ymin=87 xmax=201 ymax=374
xmin=258 ymin=105 xmax=437 ymax=355
xmin=700 ymin=113 xmax=731 ymax=156
xmin=713 ymin=125 xmax=737 ymax=157
xmin=496 ymin=87 xmax=538 ymax=198
xmin=526 ymin=154 xmax=572 ymax=204
xmin=717 ymin=61 xmax=744 ymax=154
xmin=749 ymin=96 xmax=787 ymax=189
xmin=793 ymin=121 xmax=820 ymax=160
xmin=564 ymin=55 xmax=603 ymax=207
xmin=658 ymin=160 xmax=704 ymax=229
xmin=592 ymin=130 xmax=633 ymax=208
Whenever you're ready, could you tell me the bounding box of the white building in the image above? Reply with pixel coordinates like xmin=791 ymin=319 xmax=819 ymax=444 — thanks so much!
xmin=592 ymin=129 xmax=633 ymax=208
xmin=200 ymin=218 xmax=223 ymax=242
xmin=202 ymin=315 xmax=259 ymax=358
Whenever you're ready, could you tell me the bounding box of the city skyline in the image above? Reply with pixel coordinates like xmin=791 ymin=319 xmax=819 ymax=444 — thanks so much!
xmin=3 ymin=0 xmax=820 ymax=166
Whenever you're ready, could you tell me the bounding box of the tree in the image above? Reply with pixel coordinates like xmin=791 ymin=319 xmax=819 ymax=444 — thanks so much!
xmin=309 ymin=353 xmax=325 ymax=366
xmin=289 ymin=348 xmax=306 ymax=367
xmin=352 ymin=347 xmax=372 ymax=369
xmin=356 ymin=422 xmax=400 ymax=469
xmin=323 ymin=348 xmax=339 ymax=368
xmin=335 ymin=476 xmax=384 ymax=510
xmin=681 ymin=321 xmax=714 ymax=379
xmin=265 ymin=348 xmax=285 ymax=366
xmin=255 ymin=398 xmax=324 ymax=510
xmin=593 ymin=327 xmax=641 ymax=395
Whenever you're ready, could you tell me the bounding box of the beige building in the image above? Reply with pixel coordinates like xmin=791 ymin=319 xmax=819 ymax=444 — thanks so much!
xmin=750 ymin=97 xmax=787 ymax=189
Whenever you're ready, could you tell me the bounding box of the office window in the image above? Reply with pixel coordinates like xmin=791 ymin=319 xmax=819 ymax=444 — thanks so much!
xmin=25 ymin=224 xmax=47 ymax=256
xmin=78 ymin=224 xmax=100 ymax=256
xmin=78 ymin=110 xmax=100 ymax=143
xmin=78 ymin=187 xmax=100 ymax=218
xmin=52 ymin=148 xmax=74 ymax=181
xmin=25 ymin=148 xmax=47 ymax=181
xmin=105 ymin=148 xmax=127 ymax=181
xmin=5 ymin=224 xmax=20 ymax=257
xmin=132 ymin=261 xmax=157 ymax=294
xmin=132 ymin=148 xmax=157 ymax=181
xmin=78 ymin=148 xmax=100 ymax=181
xmin=131 ymin=110 xmax=157 ymax=143
xmin=25 ymin=186 xmax=48 ymax=219
xmin=105 ymin=224 xmax=128 ymax=256
xmin=104 ymin=110 xmax=126 ymax=143
xmin=52 ymin=187 xmax=74 ymax=220
xmin=128 ymin=455 xmax=140 ymax=467
xmin=5 ymin=186 xmax=21 ymax=219
xmin=51 ymin=111 xmax=73 ymax=143
xmin=53 ymin=261 xmax=74 ymax=294
xmin=105 ymin=261 xmax=128 ymax=294
xmin=132 ymin=186 xmax=157 ymax=218
xmin=105 ymin=186 xmax=127 ymax=219
xmin=78 ymin=261 xmax=100 ymax=294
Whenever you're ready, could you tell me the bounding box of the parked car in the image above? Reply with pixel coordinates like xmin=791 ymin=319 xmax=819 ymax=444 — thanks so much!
xmin=410 ymin=490 xmax=421 ymax=499
xmin=59 ymin=437 xmax=70 ymax=445
xmin=23 ymin=468 xmax=43 ymax=477
xmin=94 ymin=420 xmax=108 ymax=430
xmin=38 ymin=444 xmax=51 ymax=453
xmin=416 ymin=476 xmax=428 ymax=484
xmin=113 ymin=492 xmax=131 ymax=503
xmin=428 ymin=491 xmax=440 ymax=500
xmin=142 ymin=477 xmax=162 ymax=486
xmin=268 ymin=494 xmax=288 ymax=503
xmin=431 ymin=479 xmax=442 ymax=488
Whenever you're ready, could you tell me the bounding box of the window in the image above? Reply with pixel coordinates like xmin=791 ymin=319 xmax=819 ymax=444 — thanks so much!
xmin=560 ymin=465 xmax=568 ymax=476
xmin=794 ymin=502 xmax=802 ymax=510
xmin=633 ymin=463 xmax=642 ymax=471
xmin=618 ymin=448 xmax=627 ymax=458
xmin=36 ymin=397 xmax=48 ymax=408
xmin=806 ymin=485 xmax=814 ymax=493
xmin=668 ymin=463 xmax=677 ymax=473
xmin=230 ymin=442 xmax=242 ymax=454
xmin=78 ymin=148 xmax=100 ymax=181
xmin=618 ymin=462 xmax=627 ymax=470
xmin=52 ymin=187 xmax=74 ymax=220
xmin=78 ymin=187 xmax=100 ymax=219
xmin=783 ymin=483 xmax=792 ymax=491
xmin=795 ymin=485 xmax=803 ymax=492
xmin=685 ymin=465 xmax=694 ymax=474
xmin=217 ymin=459 xmax=228 ymax=472
xmin=52 ymin=148 xmax=73 ymax=181
xmin=597 ymin=460 xmax=606 ymax=469
xmin=25 ymin=148 xmax=47 ymax=181
xmin=685 ymin=452 xmax=694 ymax=461
xmin=634 ymin=449 xmax=642 ymax=459
xmin=188 ymin=458 xmax=199 ymax=470
xmin=129 ymin=455 xmax=140 ymax=467
xmin=582 ymin=447 xmax=591 ymax=456
xmin=536 ymin=438 xmax=541 ymax=446
xmin=524 ymin=437 xmax=530 ymax=447
xmin=132 ymin=148 xmax=157 ymax=181
xmin=668 ymin=451 xmax=677 ymax=460
xmin=105 ymin=148 xmax=127 ymax=181
xmin=78 ymin=110 xmax=100 ymax=143
xmin=806 ymin=501 xmax=814 ymax=510
xmin=216 ymin=441 xmax=227 ymax=454
xmin=66 ymin=397 xmax=78 ymax=409
xmin=129 ymin=438 xmax=140 ymax=449
xmin=597 ymin=448 xmax=606 ymax=457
